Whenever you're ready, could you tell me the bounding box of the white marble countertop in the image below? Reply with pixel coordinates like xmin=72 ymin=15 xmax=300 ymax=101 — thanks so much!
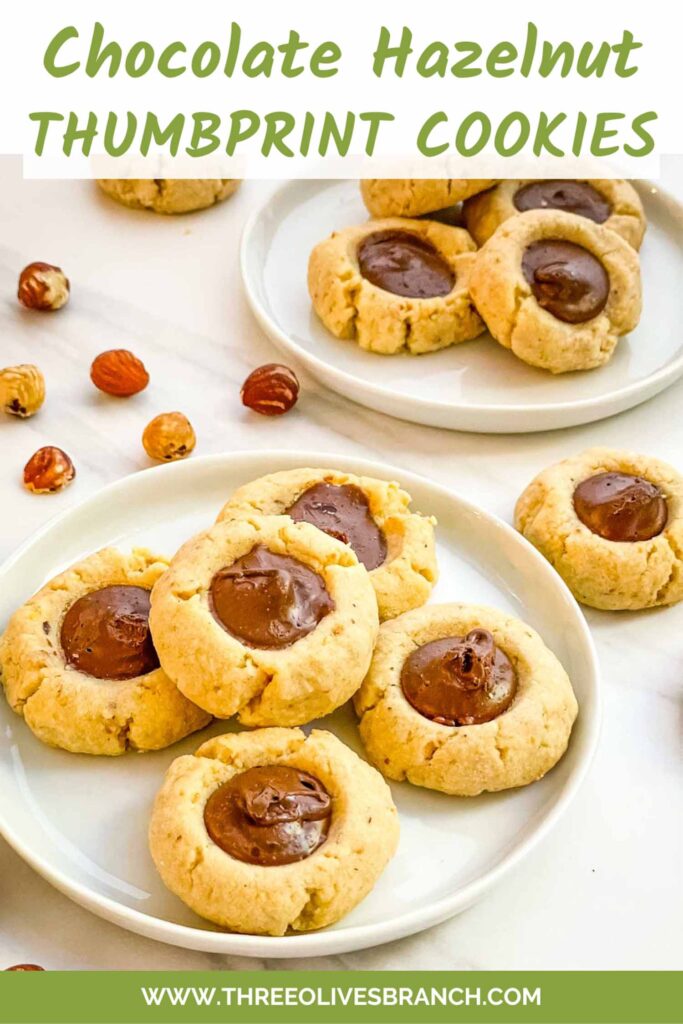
xmin=0 ymin=158 xmax=681 ymax=971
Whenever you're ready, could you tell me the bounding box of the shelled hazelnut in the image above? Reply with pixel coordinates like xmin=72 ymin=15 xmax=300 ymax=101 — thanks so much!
xmin=23 ymin=447 xmax=75 ymax=494
xmin=0 ymin=364 xmax=45 ymax=417
xmin=90 ymin=349 xmax=149 ymax=397
xmin=17 ymin=262 xmax=70 ymax=311
xmin=241 ymin=363 xmax=299 ymax=416
xmin=142 ymin=412 xmax=196 ymax=461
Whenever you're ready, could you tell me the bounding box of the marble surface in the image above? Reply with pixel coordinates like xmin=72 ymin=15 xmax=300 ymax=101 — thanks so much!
xmin=0 ymin=158 xmax=681 ymax=971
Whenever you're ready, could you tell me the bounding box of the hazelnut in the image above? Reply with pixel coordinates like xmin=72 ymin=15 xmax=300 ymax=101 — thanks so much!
xmin=0 ymin=364 xmax=45 ymax=417
xmin=241 ymin=363 xmax=300 ymax=416
xmin=142 ymin=412 xmax=196 ymax=461
xmin=18 ymin=262 xmax=70 ymax=311
xmin=23 ymin=446 xmax=75 ymax=494
xmin=90 ymin=349 xmax=149 ymax=397
xmin=5 ymin=964 xmax=45 ymax=971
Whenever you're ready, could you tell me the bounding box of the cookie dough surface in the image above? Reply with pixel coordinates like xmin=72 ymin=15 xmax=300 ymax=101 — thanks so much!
xmin=361 ymin=179 xmax=498 ymax=218
xmin=149 ymin=727 xmax=399 ymax=935
xmin=216 ymin=467 xmax=438 ymax=621
xmin=469 ymin=209 xmax=642 ymax=373
xmin=149 ymin=515 xmax=379 ymax=725
xmin=97 ymin=179 xmax=240 ymax=214
xmin=515 ymin=448 xmax=683 ymax=610
xmin=308 ymin=217 xmax=484 ymax=354
xmin=464 ymin=179 xmax=646 ymax=249
xmin=0 ymin=547 xmax=211 ymax=755
xmin=355 ymin=603 xmax=577 ymax=796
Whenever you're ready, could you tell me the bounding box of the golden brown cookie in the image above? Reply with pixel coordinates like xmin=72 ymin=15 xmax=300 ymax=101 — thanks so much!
xmin=355 ymin=603 xmax=577 ymax=796
xmin=515 ymin=447 xmax=683 ymax=610
xmin=149 ymin=727 xmax=399 ymax=935
xmin=469 ymin=209 xmax=641 ymax=373
xmin=97 ymin=179 xmax=240 ymax=214
xmin=0 ymin=548 xmax=211 ymax=755
xmin=149 ymin=515 xmax=379 ymax=725
xmin=216 ymin=467 xmax=437 ymax=621
xmin=464 ymin=179 xmax=646 ymax=250
xmin=361 ymin=179 xmax=499 ymax=218
xmin=308 ymin=217 xmax=484 ymax=354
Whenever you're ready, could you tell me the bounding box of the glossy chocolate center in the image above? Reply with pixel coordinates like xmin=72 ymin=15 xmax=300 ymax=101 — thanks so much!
xmin=287 ymin=482 xmax=387 ymax=571
xmin=573 ymin=472 xmax=668 ymax=542
xmin=357 ymin=229 xmax=455 ymax=299
xmin=514 ymin=180 xmax=611 ymax=224
xmin=209 ymin=544 xmax=334 ymax=649
xmin=204 ymin=765 xmax=332 ymax=866
xmin=522 ymin=240 xmax=609 ymax=324
xmin=60 ymin=585 xmax=159 ymax=680
xmin=401 ymin=629 xmax=517 ymax=726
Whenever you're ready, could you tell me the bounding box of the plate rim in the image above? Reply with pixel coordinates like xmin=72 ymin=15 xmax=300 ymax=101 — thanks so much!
xmin=0 ymin=450 xmax=602 ymax=958
xmin=240 ymin=178 xmax=683 ymax=427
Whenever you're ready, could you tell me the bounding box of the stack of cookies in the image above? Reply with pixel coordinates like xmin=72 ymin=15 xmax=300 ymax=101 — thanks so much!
xmin=309 ymin=178 xmax=646 ymax=374
xmin=0 ymin=464 xmax=596 ymax=937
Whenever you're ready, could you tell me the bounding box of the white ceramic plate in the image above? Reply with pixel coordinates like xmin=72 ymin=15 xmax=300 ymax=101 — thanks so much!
xmin=241 ymin=180 xmax=683 ymax=433
xmin=0 ymin=452 xmax=599 ymax=957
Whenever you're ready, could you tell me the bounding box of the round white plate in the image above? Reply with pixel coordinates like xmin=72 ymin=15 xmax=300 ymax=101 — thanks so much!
xmin=241 ymin=180 xmax=683 ymax=434
xmin=0 ymin=451 xmax=599 ymax=958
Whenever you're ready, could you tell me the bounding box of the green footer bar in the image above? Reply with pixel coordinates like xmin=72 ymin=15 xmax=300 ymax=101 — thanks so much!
xmin=0 ymin=971 xmax=680 ymax=1024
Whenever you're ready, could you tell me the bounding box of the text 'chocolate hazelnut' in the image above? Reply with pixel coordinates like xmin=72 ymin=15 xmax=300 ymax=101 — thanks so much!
xmin=204 ymin=765 xmax=332 ymax=865
xmin=401 ymin=629 xmax=517 ymax=726
xmin=209 ymin=544 xmax=334 ymax=649
xmin=522 ymin=239 xmax=609 ymax=324
xmin=358 ymin=230 xmax=455 ymax=299
xmin=287 ymin=482 xmax=387 ymax=571
xmin=60 ymin=585 xmax=159 ymax=680
xmin=573 ymin=472 xmax=668 ymax=542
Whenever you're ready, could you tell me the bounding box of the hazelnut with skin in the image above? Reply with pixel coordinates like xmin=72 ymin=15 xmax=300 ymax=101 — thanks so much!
xmin=18 ymin=262 xmax=70 ymax=311
xmin=241 ymin=364 xmax=300 ymax=416
xmin=23 ymin=447 xmax=75 ymax=494
xmin=90 ymin=349 xmax=149 ymax=397
xmin=0 ymin=364 xmax=45 ymax=417
xmin=142 ymin=412 xmax=196 ymax=461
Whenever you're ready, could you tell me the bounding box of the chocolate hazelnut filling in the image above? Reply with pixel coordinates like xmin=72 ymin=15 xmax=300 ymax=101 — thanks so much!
xmin=573 ymin=472 xmax=668 ymax=542
xmin=287 ymin=482 xmax=387 ymax=571
xmin=514 ymin=180 xmax=611 ymax=224
xmin=522 ymin=240 xmax=609 ymax=324
xmin=357 ymin=229 xmax=455 ymax=299
xmin=204 ymin=765 xmax=332 ymax=866
xmin=209 ymin=544 xmax=334 ymax=649
xmin=60 ymin=585 xmax=159 ymax=680
xmin=401 ymin=629 xmax=517 ymax=726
